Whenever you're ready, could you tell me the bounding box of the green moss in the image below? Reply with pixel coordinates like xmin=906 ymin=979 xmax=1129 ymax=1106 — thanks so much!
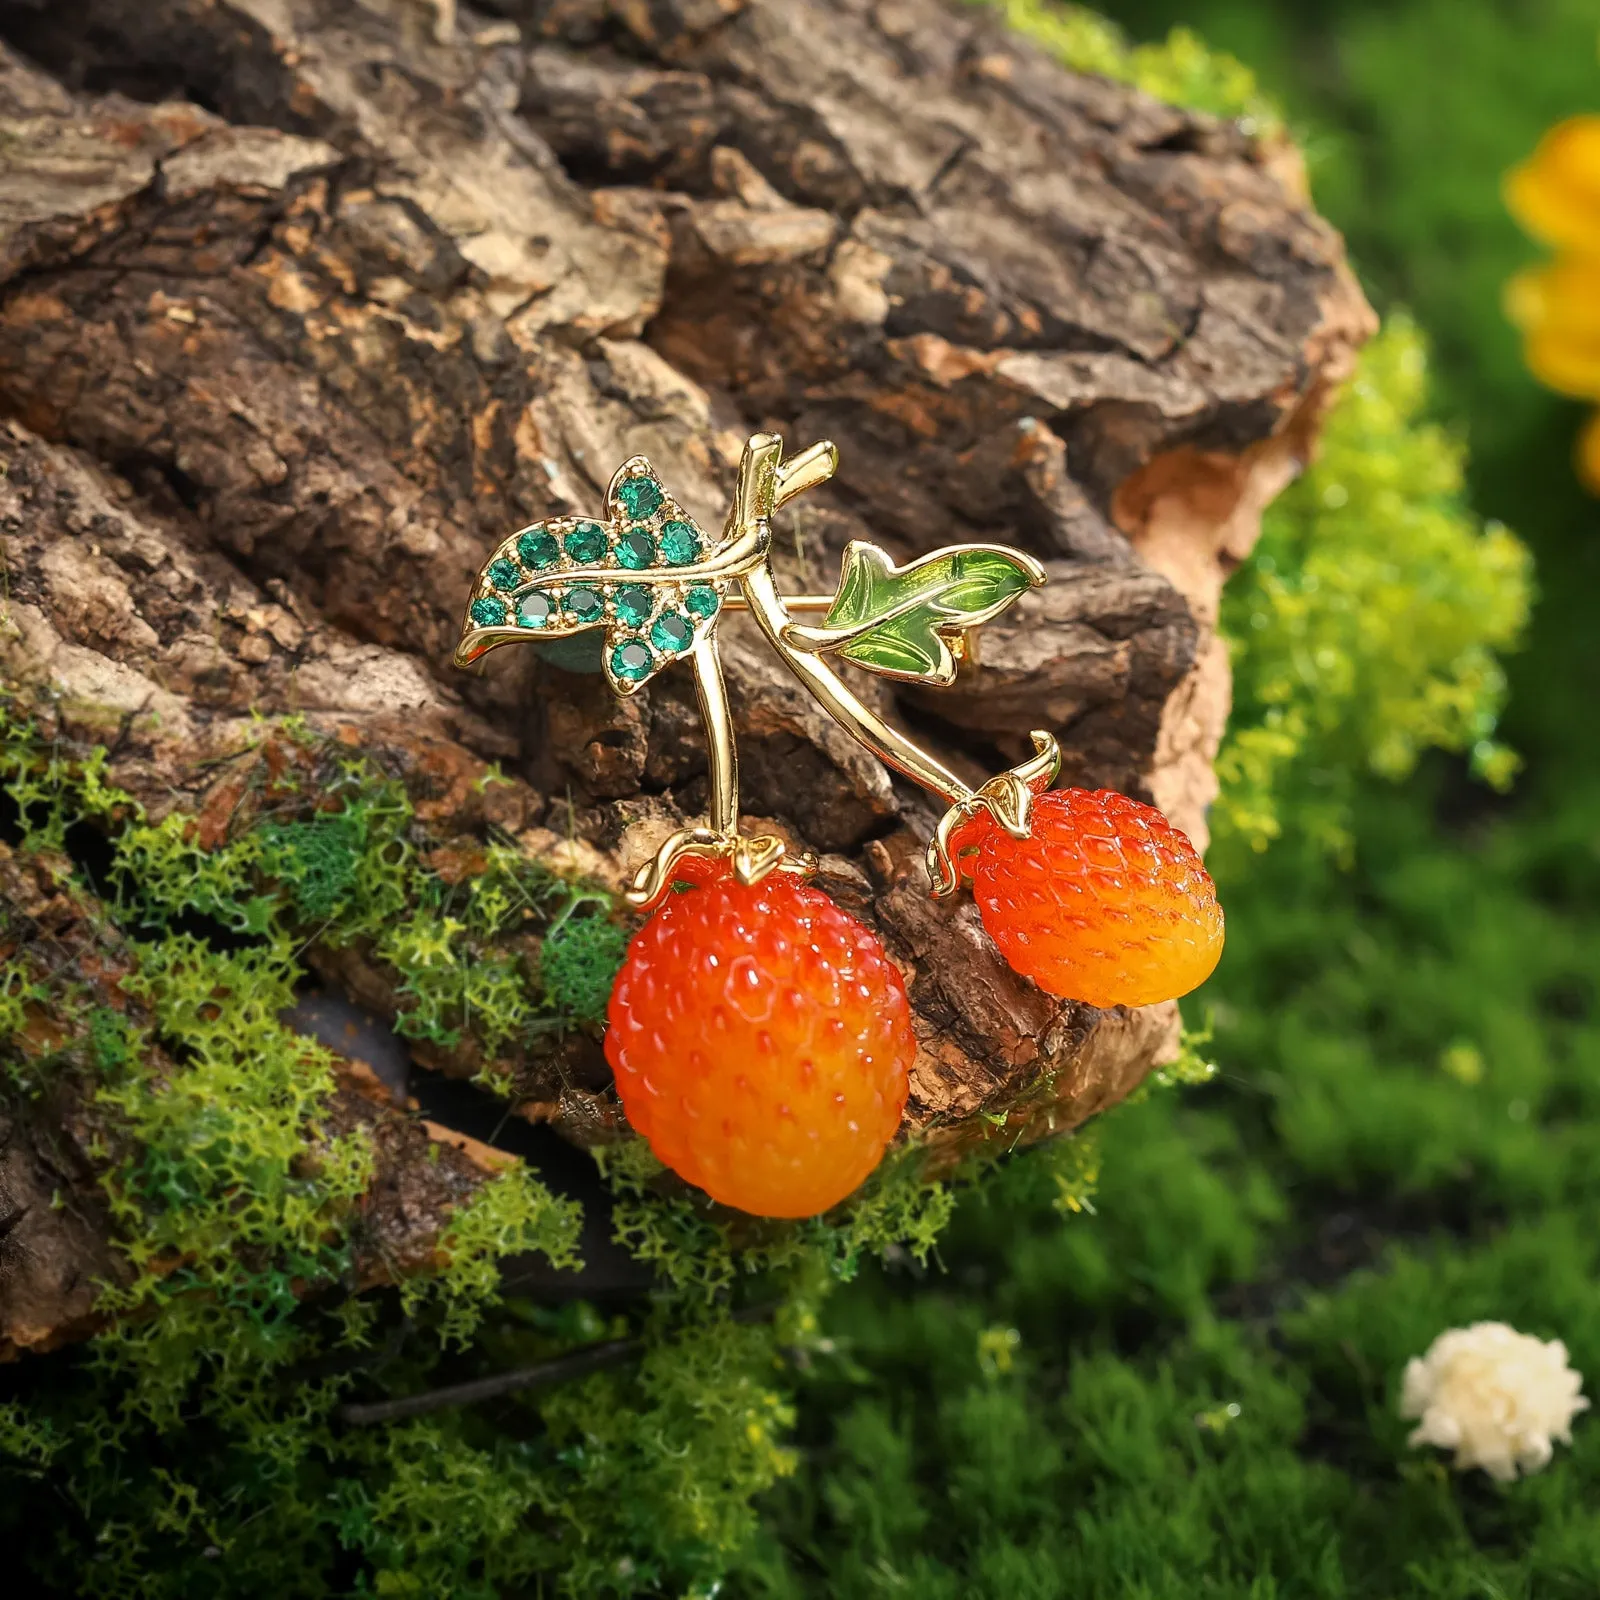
xmin=533 ymin=1316 xmax=799 ymax=1595
xmin=803 ymin=1150 xmax=956 ymax=1282
xmin=0 ymin=1403 xmax=61 ymax=1470
xmin=1215 ymin=316 xmax=1533 ymax=861
xmin=593 ymin=1136 xmax=957 ymax=1304
xmin=0 ymin=958 xmax=47 ymax=1094
xmin=0 ymin=700 xmax=963 ymax=1596
xmin=257 ymin=810 xmax=368 ymax=922
xmin=972 ymin=0 xmax=1278 ymax=128
xmin=541 ymin=903 xmax=630 ymax=1027
xmin=88 ymin=931 xmax=375 ymax=1421
xmin=113 ymin=807 xmax=275 ymax=934
xmin=401 ymin=1166 xmax=583 ymax=1348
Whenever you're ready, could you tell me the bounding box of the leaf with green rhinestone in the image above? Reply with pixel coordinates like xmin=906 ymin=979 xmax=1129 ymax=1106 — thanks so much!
xmin=518 ymin=529 xmax=560 ymax=570
xmin=650 ymin=611 xmax=694 ymax=654
xmin=685 ymin=585 xmax=720 ymax=620
xmin=564 ymin=522 xmax=608 ymax=564
xmin=611 ymin=639 xmax=653 ymax=682
xmin=616 ymin=528 xmax=656 ymax=570
xmin=470 ymin=595 xmax=508 ymax=628
xmin=616 ymin=475 xmax=663 ymax=521
xmin=659 ymin=520 xmax=701 ymax=565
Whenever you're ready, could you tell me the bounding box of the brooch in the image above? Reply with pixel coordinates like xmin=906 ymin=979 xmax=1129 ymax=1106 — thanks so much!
xmin=456 ymin=434 xmax=1222 ymax=1216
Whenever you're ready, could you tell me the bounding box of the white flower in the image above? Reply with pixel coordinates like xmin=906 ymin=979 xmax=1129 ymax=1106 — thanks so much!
xmin=1400 ymin=1321 xmax=1589 ymax=1480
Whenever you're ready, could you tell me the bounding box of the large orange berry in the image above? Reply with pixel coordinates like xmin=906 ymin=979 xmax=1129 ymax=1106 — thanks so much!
xmin=604 ymin=869 xmax=914 ymax=1218
xmin=969 ymin=788 xmax=1223 ymax=1008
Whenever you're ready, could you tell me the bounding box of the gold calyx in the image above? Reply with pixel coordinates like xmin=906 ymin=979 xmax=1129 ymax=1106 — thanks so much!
xmin=624 ymin=826 xmax=816 ymax=912
xmin=925 ymin=731 xmax=1061 ymax=898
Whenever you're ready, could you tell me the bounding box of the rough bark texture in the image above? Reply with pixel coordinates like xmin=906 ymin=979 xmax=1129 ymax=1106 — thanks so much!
xmin=0 ymin=0 xmax=1374 ymax=1352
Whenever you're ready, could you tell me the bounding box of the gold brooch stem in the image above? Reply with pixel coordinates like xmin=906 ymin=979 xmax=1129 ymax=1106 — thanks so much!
xmin=738 ymin=562 xmax=974 ymax=809
xmin=690 ymin=632 xmax=738 ymax=836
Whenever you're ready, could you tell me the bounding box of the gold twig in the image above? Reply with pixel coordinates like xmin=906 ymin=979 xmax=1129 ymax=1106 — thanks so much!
xmin=455 ymin=430 xmax=1054 ymax=901
xmin=738 ymin=561 xmax=974 ymax=808
xmin=690 ymin=633 xmax=737 ymax=836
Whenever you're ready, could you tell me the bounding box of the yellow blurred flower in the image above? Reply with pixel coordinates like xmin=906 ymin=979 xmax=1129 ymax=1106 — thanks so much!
xmin=1504 ymin=112 xmax=1600 ymax=493
xmin=1505 ymin=255 xmax=1600 ymax=399
xmin=1505 ymin=115 xmax=1600 ymax=254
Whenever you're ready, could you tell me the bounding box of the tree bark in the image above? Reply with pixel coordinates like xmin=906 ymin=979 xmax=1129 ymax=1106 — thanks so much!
xmin=0 ymin=0 xmax=1373 ymax=1354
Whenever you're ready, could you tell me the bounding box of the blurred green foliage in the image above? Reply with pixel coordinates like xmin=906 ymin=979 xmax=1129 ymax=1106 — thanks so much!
xmin=1216 ymin=316 xmax=1530 ymax=861
xmin=971 ymin=0 xmax=1276 ymax=126
xmin=749 ymin=773 xmax=1600 ymax=1596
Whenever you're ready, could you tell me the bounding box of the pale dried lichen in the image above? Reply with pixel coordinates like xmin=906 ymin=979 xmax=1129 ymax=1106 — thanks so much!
xmin=1400 ymin=1321 xmax=1589 ymax=1480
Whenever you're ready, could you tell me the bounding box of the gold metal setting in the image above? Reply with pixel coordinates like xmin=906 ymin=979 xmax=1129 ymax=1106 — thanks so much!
xmin=453 ymin=433 xmax=1057 ymax=908
xmin=924 ymin=730 xmax=1061 ymax=897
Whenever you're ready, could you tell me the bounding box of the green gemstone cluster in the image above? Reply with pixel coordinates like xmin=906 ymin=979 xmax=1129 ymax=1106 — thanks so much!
xmin=464 ymin=467 xmax=726 ymax=689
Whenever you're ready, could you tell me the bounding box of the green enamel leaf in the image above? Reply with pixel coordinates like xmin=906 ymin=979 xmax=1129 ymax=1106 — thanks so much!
xmin=839 ymin=613 xmax=948 ymax=678
xmin=815 ymin=543 xmax=1040 ymax=683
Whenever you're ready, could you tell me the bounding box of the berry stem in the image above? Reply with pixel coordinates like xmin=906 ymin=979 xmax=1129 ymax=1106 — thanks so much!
xmin=690 ymin=631 xmax=739 ymax=835
xmin=738 ymin=560 xmax=974 ymax=808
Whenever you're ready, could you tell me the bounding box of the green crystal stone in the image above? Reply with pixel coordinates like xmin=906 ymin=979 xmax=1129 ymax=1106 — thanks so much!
xmin=518 ymin=529 xmax=560 ymax=570
xmin=611 ymin=639 xmax=653 ymax=682
xmin=616 ymin=475 xmax=662 ymax=520
xmin=487 ymin=557 xmax=521 ymax=591
xmin=469 ymin=595 xmax=507 ymax=628
xmin=564 ymin=586 xmax=605 ymax=624
xmin=564 ymin=522 xmax=608 ymax=564
xmin=516 ymin=592 xmax=553 ymax=628
xmin=616 ymin=528 xmax=656 ymax=569
xmin=650 ymin=611 xmax=694 ymax=654
xmin=615 ymin=586 xmax=653 ymax=626
xmin=660 ymin=520 xmax=701 ymax=565
xmin=685 ymin=584 xmax=720 ymax=619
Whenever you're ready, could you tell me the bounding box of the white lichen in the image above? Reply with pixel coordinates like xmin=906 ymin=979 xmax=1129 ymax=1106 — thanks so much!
xmin=1400 ymin=1321 xmax=1589 ymax=1480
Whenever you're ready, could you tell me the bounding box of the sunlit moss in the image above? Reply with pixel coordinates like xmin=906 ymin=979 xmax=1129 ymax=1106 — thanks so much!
xmin=1215 ymin=315 xmax=1532 ymax=861
xmin=401 ymin=1166 xmax=583 ymax=1348
xmin=971 ymin=0 xmax=1278 ymax=129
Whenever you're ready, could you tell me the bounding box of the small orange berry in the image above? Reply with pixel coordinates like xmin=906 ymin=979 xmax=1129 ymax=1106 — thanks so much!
xmin=605 ymin=869 xmax=913 ymax=1217
xmin=969 ymin=788 xmax=1223 ymax=1008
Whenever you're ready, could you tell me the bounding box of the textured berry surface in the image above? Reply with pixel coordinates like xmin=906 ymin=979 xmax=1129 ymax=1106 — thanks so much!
xmin=605 ymin=870 xmax=914 ymax=1218
xmin=970 ymin=788 xmax=1224 ymax=1008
